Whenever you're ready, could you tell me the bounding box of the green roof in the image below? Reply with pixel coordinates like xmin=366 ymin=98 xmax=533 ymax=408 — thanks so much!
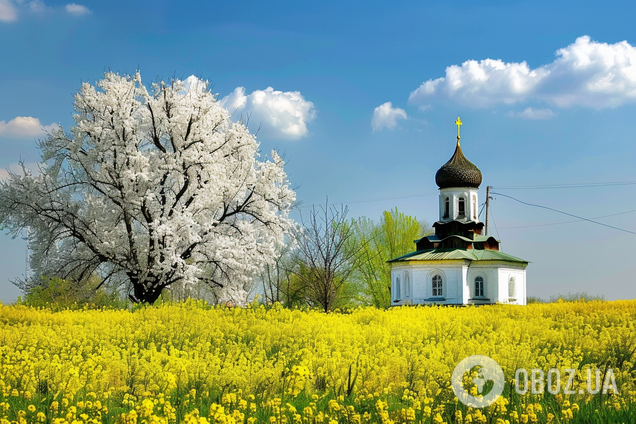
xmin=388 ymin=248 xmax=528 ymax=264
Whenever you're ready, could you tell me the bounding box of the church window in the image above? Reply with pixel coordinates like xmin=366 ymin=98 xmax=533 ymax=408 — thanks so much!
xmin=395 ymin=276 xmax=401 ymax=299
xmin=405 ymin=273 xmax=410 ymax=297
xmin=475 ymin=276 xmax=484 ymax=297
xmin=444 ymin=197 xmax=450 ymax=218
xmin=458 ymin=197 xmax=465 ymax=216
xmin=432 ymin=275 xmax=443 ymax=297
xmin=509 ymin=276 xmax=516 ymax=299
xmin=473 ymin=195 xmax=477 ymax=219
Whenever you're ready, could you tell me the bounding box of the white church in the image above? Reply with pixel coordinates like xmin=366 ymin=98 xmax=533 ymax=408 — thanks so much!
xmin=388 ymin=118 xmax=528 ymax=306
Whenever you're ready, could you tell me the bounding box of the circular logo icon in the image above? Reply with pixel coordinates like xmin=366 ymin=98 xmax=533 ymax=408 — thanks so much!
xmin=451 ymin=355 xmax=505 ymax=408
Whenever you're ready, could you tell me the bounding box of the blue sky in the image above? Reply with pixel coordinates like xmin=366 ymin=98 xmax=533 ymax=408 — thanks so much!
xmin=1 ymin=0 xmax=635 ymax=302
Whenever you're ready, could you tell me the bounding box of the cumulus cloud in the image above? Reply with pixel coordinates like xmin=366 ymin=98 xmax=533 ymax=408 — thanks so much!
xmin=64 ymin=3 xmax=90 ymax=16
xmin=0 ymin=0 xmax=89 ymax=21
xmin=0 ymin=0 xmax=18 ymax=22
xmin=508 ymin=107 xmax=555 ymax=120
xmin=220 ymin=85 xmax=316 ymax=140
xmin=371 ymin=102 xmax=407 ymax=131
xmin=183 ymin=75 xmax=207 ymax=94
xmin=0 ymin=116 xmax=58 ymax=139
xmin=409 ymin=36 xmax=636 ymax=109
xmin=29 ymin=1 xmax=49 ymax=13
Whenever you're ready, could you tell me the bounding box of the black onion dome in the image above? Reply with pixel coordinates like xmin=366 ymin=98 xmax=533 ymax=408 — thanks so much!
xmin=435 ymin=142 xmax=482 ymax=189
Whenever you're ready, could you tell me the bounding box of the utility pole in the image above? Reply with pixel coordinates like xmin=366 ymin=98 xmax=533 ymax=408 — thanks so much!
xmin=485 ymin=186 xmax=491 ymax=236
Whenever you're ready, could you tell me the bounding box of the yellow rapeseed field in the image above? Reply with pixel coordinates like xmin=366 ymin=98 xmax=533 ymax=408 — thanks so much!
xmin=0 ymin=300 xmax=634 ymax=423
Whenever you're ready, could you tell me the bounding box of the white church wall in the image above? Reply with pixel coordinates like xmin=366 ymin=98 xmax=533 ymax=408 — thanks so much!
xmin=391 ymin=262 xmax=527 ymax=306
xmin=497 ymin=267 xmax=527 ymax=305
xmin=432 ymin=265 xmax=466 ymax=304
xmin=411 ymin=266 xmax=432 ymax=301
xmin=466 ymin=266 xmax=500 ymax=303
xmin=439 ymin=187 xmax=479 ymax=222
xmin=391 ymin=263 xmax=471 ymax=305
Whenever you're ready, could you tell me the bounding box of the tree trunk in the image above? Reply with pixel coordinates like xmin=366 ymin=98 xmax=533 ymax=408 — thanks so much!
xmin=129 ymin=276 xmax=165 ymax=304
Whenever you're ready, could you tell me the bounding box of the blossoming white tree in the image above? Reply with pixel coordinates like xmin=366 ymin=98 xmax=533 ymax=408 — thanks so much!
xmin=0 ymin=72 xmax=296 ymax=304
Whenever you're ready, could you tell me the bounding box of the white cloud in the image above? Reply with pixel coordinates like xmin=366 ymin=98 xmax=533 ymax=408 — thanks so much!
xmin=409 ymin=36 xmax=636 ymax=109
xmin=0 ymin=116 xmax=58 ymax=139
xmin=64 ymin=3 xmax=89 ymax=16
xmin=183 ymin=75 xmax=207 ymax=94
xmin=0 ymin=0 xmax=18 ymax=22
xmin=0 ymin=0 xmax=90 ymax=21
xmin=508 ymin=107 xmax=555 ymax=120
xmin=28 ymin=0 xmax=49 ymax=13
xmin=0 ymin=162 xmax=41 ymax=180
xmin=220 ymin=85 xmax=316 ymax=140
xmin=371 ymin=102 xmax=407 ymax=131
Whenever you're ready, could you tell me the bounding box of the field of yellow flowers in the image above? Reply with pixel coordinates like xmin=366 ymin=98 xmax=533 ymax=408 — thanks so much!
xmin=0 ymin=300 xmax=635 ymax=424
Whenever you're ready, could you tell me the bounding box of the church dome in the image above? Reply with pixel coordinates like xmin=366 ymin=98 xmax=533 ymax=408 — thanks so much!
xmin=435 ymin=142 xmax=482 ymax=189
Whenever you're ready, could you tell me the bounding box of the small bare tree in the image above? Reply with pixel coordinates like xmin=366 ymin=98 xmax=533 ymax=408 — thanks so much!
xmin=294 ymin=201 xmax=361 ymax=312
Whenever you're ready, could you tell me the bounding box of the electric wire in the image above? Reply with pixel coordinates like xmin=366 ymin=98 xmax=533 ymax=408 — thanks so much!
xmin=500 ymin=209 xmax=636 ymax=229
xmin=344 ymin=192 xmax=439 ymax=205
xmin=297 ymin=179 xmax=636 ymax=210
xmin=298 ymin=192 xmax=439 ymax=209
xmin=491 ymin=191 xmax=636 ymax=235
xmin=489 ymin=206 xmax=501 ymax=242
xmin=478 ymin=202 xmax=486 ymax=221
xmin=493 ymin=181 xmax=636 ymax=190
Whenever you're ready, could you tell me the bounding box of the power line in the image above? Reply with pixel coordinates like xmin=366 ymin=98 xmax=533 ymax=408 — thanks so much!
xmin=489 ymin=205 xmax=501 ymax=242
xmin=345 ymin=192 xmax=439 ymax=205
xmin=478 ymin=202 xmax=486 ymax=221
xmin=297 ymin=179 xmax=636 ymax=210
xmin=500 ymin=209 xmax=636 ymax=229
xmin=298 ymin=192 xmax=439 ymax=209
xmin=493 ymin=181 xmax=636 ymax=190
xmin=491 ymin=192 xmax=636 ymax=235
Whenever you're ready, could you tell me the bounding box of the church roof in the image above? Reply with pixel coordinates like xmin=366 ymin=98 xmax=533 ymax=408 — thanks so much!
xmin=388 ymin=248 xmax=528 ymax=264
xmin=435 ymin=141 xmax=482 ymax=189
xmin=416 ymin=234 xmax=495 ymax=244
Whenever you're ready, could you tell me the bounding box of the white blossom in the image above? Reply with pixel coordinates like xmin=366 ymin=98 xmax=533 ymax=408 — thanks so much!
xmin=0 ymin=72 xmax=296 ymax=303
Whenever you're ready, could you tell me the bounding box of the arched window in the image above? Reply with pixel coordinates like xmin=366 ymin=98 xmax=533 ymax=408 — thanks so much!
xmin=473 ymin=195 xmax=477 ymax=219
xmin=405 ymin=273 xmax=410 ymax=297
xmin=475 ymin=276 xmax=484 ymax=297
xmin=395 ymin=276 xmax=401 ymax=299
xmin=509 ymin=276 xmax=516 ymax=299
xmin=458 ymin=197 xmax=465 ymax=217
xmin=432 ymin=275 xmax=443 ymax=297
xmin=444 ymin=197 xmax=450 ymax=219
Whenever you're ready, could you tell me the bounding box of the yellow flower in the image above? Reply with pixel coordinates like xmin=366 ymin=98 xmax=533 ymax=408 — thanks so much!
xmin=0 ymin=297 xmax=634 ymax=424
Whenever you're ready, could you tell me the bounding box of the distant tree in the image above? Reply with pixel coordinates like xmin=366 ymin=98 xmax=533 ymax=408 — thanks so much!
xmin=526 ymin=296 xmax=546 ymax=304
xmin=21 ymin=276 xmax=125 ymax=309
xmin=257 ymin=244 xmax=308 ymax=307
xmin=351 ymin=208 xmax=431 ymax=308
xmin=0 ymin=72 xmax=295 ymax=304
xmin=549 ymin=292 xmax=605 ymax=303
xmin=293 ymin=201 xmax=362 ymax=312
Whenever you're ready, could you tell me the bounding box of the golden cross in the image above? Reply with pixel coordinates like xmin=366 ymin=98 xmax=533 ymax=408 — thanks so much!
xmin=455 ymin=116 xmax=462 ymax=140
